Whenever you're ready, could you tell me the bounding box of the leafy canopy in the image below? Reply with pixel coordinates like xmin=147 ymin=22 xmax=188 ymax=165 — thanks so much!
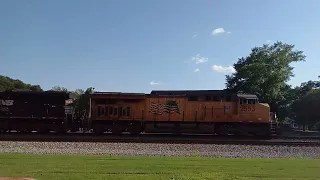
xmin=292 ymin=89 xmax=320 ymax=126
xmin=0 ymin=75 xmax=43 ymax=92
xmin=225 ymin=42 xmax=306 ymax=120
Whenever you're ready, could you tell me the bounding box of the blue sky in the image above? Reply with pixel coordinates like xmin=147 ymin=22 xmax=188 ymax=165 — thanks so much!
xmin=1 ymin=0 xmax=319 ymax=93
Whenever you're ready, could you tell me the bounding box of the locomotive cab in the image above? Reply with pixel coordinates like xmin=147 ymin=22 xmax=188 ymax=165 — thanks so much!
xmin=235 ymin=94 xmax=271 ymax=136
xmin=237 ymin=94 xmax=258 ymax=114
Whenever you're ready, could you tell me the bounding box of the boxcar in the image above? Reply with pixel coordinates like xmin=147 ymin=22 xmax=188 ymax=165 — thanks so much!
xmin=89 ymin=90 xmax=272 ymax=136
xmin=0 ymin=91 xmax=74 ymax=133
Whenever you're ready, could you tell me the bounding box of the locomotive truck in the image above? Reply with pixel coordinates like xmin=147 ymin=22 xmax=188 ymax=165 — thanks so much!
xmin=0 ymin=89 xmax=277 ymax=136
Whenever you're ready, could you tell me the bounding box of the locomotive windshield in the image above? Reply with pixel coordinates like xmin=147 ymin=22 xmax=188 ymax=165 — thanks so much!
xmin=237 ymin=94 xmax=259 ymax=104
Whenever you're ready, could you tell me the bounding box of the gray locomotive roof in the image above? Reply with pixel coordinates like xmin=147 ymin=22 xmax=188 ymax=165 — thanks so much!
xmin=236 ymin=94 xmax=258 ymax=99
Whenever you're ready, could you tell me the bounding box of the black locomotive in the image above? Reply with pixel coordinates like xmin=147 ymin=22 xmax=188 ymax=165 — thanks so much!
xmin=0 ymin=91 xmax=75 ymax=133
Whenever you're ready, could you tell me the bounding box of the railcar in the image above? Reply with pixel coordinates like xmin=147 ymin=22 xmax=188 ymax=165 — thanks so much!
xmin=0 ymin=91 xmax=74 ymax=133
xmin=89 ymin=90 xmax=273 ymax=136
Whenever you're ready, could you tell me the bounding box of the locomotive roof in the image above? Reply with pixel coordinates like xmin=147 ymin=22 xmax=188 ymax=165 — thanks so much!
xmin=93 ymin=92 xmax=146 ymax=96
xmin=0 ymin=90 xmax=69 ymax=94
xmin=151 ymin=90 xmax=258 ymax=99
xmin=150 ymin=89 xmax=233 ymax=96
xmin=91 ymin=90 xmax=258 ymax=100
xmin=236 ymin=94 xmax=258 ymax=99
xmin=0 ymin=90 xmax=73 ymax=99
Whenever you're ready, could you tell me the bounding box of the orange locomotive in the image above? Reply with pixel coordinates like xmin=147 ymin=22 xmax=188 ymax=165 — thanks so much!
xmin=89 ymin=90 xmax=272 ymax=136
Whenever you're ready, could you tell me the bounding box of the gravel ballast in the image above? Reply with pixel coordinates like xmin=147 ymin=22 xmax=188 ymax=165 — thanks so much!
xmin=0 ymin=141 xmax=319 ymax=158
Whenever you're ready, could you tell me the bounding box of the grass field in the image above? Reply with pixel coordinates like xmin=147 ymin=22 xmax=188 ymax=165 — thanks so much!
xmin=0 ymin=154 xmax=319 ymax=180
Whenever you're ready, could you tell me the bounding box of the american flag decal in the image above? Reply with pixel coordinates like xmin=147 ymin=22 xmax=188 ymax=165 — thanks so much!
xmin=150 ymin=100 xmax=180 ymax=115
xmin=150 ymin=102 xmax=165 ymax=115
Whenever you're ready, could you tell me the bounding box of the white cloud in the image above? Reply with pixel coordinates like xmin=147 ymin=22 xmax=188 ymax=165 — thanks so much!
xmin=194 ymin=68 xmax=200 ymax=72
xmin=211 ymin=28 xmax=225 ymax=35
xmin=192 ymin=54 xmax=208 ymax=64
xmin=192 ymin=34 xmax=197 ymax=38
xmin=212 ymin=65 xmax=235 ymax=73
xmin=150 ymin=81 xmax=162 ymax=85
xmin=266 ymin=40 xmax=271 ymax=44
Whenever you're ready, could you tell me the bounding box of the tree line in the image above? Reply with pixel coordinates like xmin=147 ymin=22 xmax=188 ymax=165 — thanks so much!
xmin=0 ymin=41 xmax=319 ymax=130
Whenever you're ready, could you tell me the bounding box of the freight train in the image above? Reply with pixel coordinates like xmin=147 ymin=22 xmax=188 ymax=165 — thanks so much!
xmin=0 ymin=89 xmax=278 ymax=136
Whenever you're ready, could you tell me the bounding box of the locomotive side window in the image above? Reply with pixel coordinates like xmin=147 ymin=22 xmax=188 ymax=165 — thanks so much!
xmin=226 ymin=96 xmax=231 ymax=102
xmin=248 ymin=99 xmax=256 ymax=104
xmin=119 ymin=107 xmax=122 ymax=116
xmin=109 ymin=106 xmax=113 ymax=115
xmin=101 ymin=106 xmax=105 ymax=116
xmin=97 ymin=106 xmax=101 ymax=116
xmin=105 ymin=106 xmax=108 ymax=116
xmin=240 ymin=98 xmax=257 ymax=105
xmin=123 ymin=108 xmax=126 ymax=116
xmin=114 ymin=107 xmax=117 ymax=115
xmin=127 ymin=107 xmax=130 ymax=116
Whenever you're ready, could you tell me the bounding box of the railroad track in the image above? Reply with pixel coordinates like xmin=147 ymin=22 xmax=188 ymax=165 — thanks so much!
xmin=1 ymin=132 xmax=320 ymax=146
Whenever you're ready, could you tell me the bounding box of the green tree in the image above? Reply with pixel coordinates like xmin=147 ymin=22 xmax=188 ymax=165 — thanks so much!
xmin=294 ymin=76 xmax=320 ymax=99
xmin=48 ymin=86 xmax=94 ymax=129
xmin=50 ymin=86 xmax=68 ymax=92
xmin=72 ymin=87 xmax=94 ymax=129
xmin=0 ymin=75 xmax=14 ymax=91
xmin=291 ymin=89 xmax=320 ymax=130
xmin=30 ymin=85 xmax=43 ymax=92
xmin=225 ymin=41 xmax=306 ymax=121
xmin=290 ymin=76 xmax=320 ymax=129
xmin=0 ymin=75 xmax=43 ymax=92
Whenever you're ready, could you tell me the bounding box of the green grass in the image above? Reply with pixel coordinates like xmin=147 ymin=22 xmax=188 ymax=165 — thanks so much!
xmin=0 ymin=154 xmax=319 ymax=180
